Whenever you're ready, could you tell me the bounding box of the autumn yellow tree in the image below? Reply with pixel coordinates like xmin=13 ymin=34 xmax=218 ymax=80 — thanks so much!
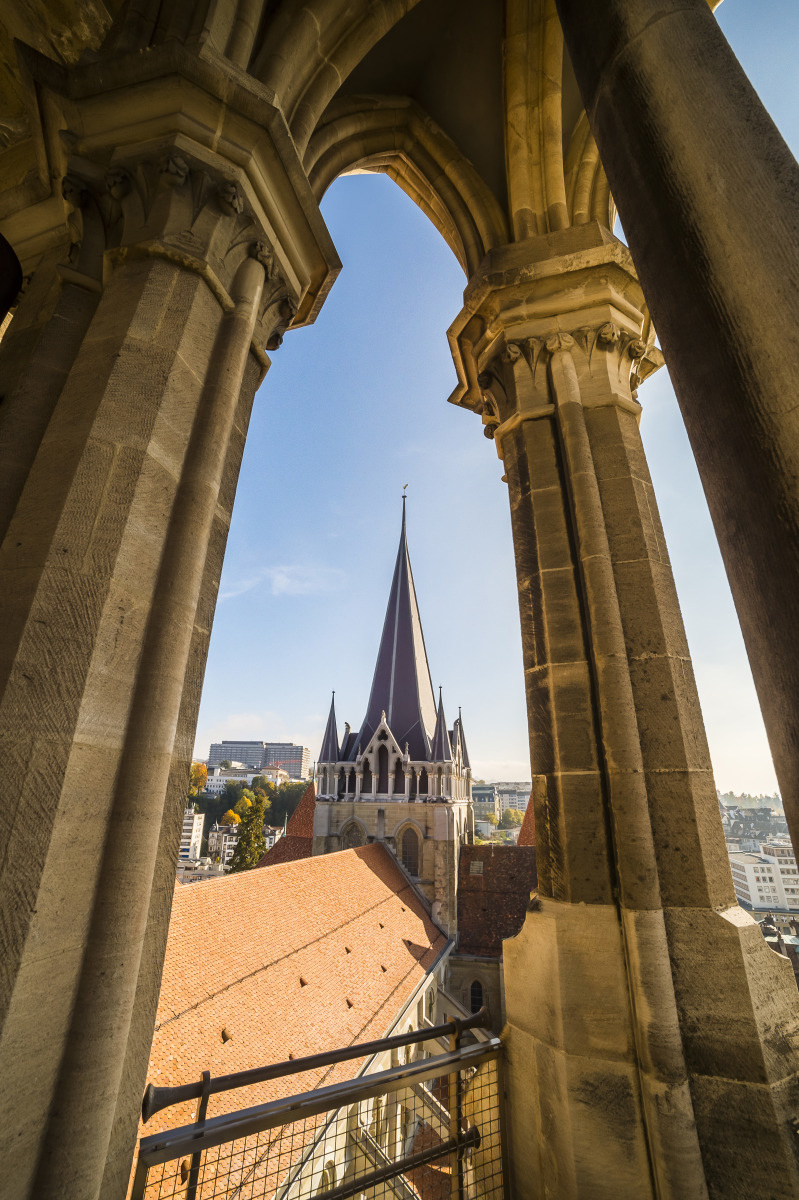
xmin=221 ymin=809 xmax=241 ymax=825
xmin=188 ymin=761 xmax=207 ymax=795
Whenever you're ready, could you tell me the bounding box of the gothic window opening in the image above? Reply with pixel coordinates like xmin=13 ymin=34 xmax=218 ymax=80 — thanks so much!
xmin=470 ymin=979 xmax=483 ymax=1014
xmin=394 ymin=758 xmax=405 ymax=794
xmin=347 ymin=768 xmax=355 ymax=794
xmin=342 ymin=823 xmax=365 ymax=849
xmin=377 ymin=744 xmax=389 ymax=793
xmin=401 ymin=827 xmax=419 ymax=876
xmin=338 ymin=768 xmax=346 ymax=796
xmin=362 ymin=760 xmax=372 ymax=793
xmin=409 ymin=768 xmax=417 ymax=799
xmin=419 ymin=768 xmax=428 ymax=795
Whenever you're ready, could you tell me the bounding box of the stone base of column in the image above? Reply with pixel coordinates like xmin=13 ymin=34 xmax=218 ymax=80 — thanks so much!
xmin=503 ymin=897 xmax=799 ymax=1200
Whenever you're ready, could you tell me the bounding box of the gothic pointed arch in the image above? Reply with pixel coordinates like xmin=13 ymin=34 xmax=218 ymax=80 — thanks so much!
xmin=305 ymin=96 xmax=508 ymax=275
xmin=377 ymin=744 xmax=389 ymax=794
xmin=393 ymin=757 xmax=405 ymax=794
xmin=361 ymin=759 xmax=372 ymax=793
xmin=341 ymin=821 xmax=366 ymax=849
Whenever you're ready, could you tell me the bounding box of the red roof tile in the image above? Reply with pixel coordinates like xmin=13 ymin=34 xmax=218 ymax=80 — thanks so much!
xmin=457 ymin=844 xmax=537 ymax=958
xmin=518 ymin=792 xmax=536 ymax=846
xmin=139 ymin=844 xmax=447 ymax=1144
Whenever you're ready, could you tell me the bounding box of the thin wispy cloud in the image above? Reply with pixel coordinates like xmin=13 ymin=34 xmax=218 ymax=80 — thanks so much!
xmin=220 ymin=564 xmax=346 ymax=602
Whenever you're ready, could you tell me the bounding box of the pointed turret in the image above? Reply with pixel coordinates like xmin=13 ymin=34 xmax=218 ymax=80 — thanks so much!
xmin=455 ymin=708 xmax=471 ymax=769
xmin=319 ymin=692 xmax=339 ymax=763
xmin=430 ymin=688 xmax=452 ymax=762
xmin=354 ymin=500 xmax=437 ymax=760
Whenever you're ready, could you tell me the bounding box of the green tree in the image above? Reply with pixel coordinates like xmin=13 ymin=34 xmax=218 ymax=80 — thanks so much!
xmin=219 ymin=759 xmax=232 ymax=769
xmin=229 ymin=795 xmax=267 ymax=872
xmin=234 ymin=788 xmax=255 ymax=816
xmin=487 ymin=813 xmax=498 ymax=826
xmin=500 ymin=808 xmax=525 ymax=828
xmin=250 ymin=776 xmax=277 ymax=799
xmin=270 ymin=779 xmax=309 ymax=827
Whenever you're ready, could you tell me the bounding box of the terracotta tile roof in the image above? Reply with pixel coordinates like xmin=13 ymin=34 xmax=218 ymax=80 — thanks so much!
xmin=518 ymin=792 xmax=536 ymax=846
xmin=257 ymin=780 xmax=316 ymax=866
xmin=139 ymin=843 xmax=448 ymax=1145
xmin=456 ymin=844 xmax=538 ymax=958
xmin=258 ymin=833 xmax=313 ymax=865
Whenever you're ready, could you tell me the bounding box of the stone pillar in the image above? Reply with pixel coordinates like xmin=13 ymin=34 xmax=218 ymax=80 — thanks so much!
xmin=554 ymin=0 xmax=799 ymax=854
xmin=0 ymin=47 xmax=337 ymax=1200
xmin=448 ymin=223 xmax=799 ymax=1200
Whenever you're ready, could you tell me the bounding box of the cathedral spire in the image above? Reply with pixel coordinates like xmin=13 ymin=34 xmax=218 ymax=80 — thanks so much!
xmin=430 ymin=687 xmax=452 ymax=762
xmin=319 ymin=692 xmax=339 ymax=763
xmin=354 ymin=501 xmax=437 ymax=760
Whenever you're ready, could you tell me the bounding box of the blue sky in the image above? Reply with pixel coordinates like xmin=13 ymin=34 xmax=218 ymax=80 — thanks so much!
xmin=194 ymin=2 xmax=799 ymax=793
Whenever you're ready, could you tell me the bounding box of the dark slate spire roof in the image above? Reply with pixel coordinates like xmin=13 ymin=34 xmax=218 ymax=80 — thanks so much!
xmin=352 ymin=501 xmax=437 ymax=761
xmin=456 ymin=708 xmax=471 ymax=770
xmin=319 ymin=693 xmax=339 ymax=763
xmin=430 ymin=689 xmax=453 ymax=762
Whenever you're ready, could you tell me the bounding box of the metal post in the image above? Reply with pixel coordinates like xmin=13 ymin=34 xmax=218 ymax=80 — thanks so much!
xmin=186 ymin=1069 xmax=211 ymax=1200
xmin=448 ymin=1020 xmax=465 ymax=1200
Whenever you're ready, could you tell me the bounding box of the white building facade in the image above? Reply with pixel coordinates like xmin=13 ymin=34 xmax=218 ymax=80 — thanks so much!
xmin=179 ymin=808 xmax=204 ymax=860
xmin=729 ymin=839 xmax=799 ymax=911
xmin=205 ymin=765 xmax=289 ymax=796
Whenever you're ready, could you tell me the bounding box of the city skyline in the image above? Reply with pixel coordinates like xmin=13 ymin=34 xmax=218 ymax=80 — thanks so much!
xmin=193 ymin=2 xmax=799 ymax=794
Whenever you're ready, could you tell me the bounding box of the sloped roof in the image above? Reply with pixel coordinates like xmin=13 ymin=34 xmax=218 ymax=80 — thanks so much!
xmin=141 ymin=845 xmax=448 ymax=1143
xmin=456 ymin=844 xmax=538 ymax=958
xmin=518 ymin=792 xmax=536 ymax=846
xmin=257 ymin=780 xmax=316 ymax=867
xmin=353 ymin=501 xmax=437 ymax=761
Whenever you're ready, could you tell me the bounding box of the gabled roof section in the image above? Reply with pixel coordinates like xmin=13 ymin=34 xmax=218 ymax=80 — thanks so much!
xmin=430 ymin=690 xmax=452 ymax=762
xmin=319 ymin=692 xmax=339 ymax=763
xmin=353 ymin=501 xmax=437 ymax=761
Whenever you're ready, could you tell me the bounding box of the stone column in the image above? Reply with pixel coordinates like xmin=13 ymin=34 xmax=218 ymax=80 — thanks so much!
xmin=448 ymin=223 xmax=799 ymax=1200
xmin=0 ymin=47 xmax=337 ymax=1200
xmin=554 ymin=0 xmax=799 ymax=853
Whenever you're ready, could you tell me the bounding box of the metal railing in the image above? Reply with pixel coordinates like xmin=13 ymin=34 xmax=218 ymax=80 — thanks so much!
xmin=132 ymin=1009 xmax=506 ymax=1200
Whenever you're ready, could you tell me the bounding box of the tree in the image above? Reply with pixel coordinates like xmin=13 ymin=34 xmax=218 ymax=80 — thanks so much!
xmin=487 ymin=813 xmax=498 ymax=826
xmin=500 ymin=808 xmax=525 ymax=829
xmin=221 ymin=809 xmax=241 ymax=825
xmin=188 ymin=761 xmax=207 ymax=795
xmin=229 ymin=795 xmax=267 ymax=872
xmin=219 ymin=759 xmax=232 ymax=769
xmin=234 ymin=789 xmax=254 ymax=816
xmin=270 ymin=779 xmax=309 ymax=828
xmin=250 ymin=776 xmax=277 ymax=799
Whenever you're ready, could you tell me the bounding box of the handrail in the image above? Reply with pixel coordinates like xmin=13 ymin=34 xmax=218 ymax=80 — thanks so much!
xmin=142 ymin=1005 xmax=491 ymax=1122
xmin=136 ymin=1039 xmax=501 ymax=1167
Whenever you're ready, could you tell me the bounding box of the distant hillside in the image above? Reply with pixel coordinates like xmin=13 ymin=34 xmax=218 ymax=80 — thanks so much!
xmin=718 ymin=791 xmax=783 ymax=812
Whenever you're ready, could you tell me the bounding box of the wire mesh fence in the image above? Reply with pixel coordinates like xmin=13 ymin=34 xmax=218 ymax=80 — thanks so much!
xmin=132 ymin=1040 xmax=505 ymax=1200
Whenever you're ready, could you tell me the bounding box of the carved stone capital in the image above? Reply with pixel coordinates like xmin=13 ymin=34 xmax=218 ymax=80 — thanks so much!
xmin=545 ymin=332 xmax=575 ymax=355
